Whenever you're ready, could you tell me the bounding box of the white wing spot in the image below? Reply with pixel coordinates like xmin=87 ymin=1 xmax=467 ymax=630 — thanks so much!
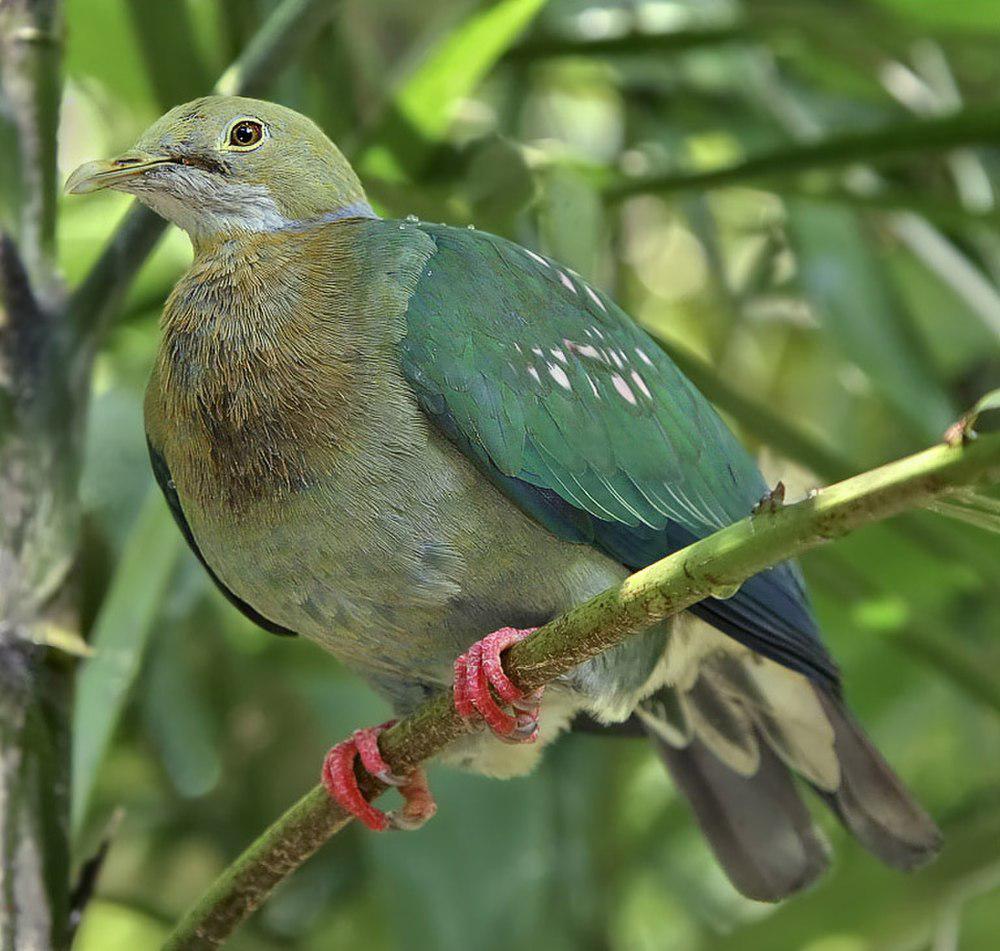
xmin=559 ymin=271 xmax=577 ymax=294
xmin=531 ymin=346 xmax=544 ymax=357
xmin=587 ymin=375 xmax=601 ymax=398
xmin=636 ymin=348 xmax=654 ymax=366
xmin=609 ymin=350 xmax=624 ymax=369
xmin=591 ymin=325 xmax=605 ymax=339
xmin=525 ymin=249 xmax=550 ymax=268
xmin=527 ymin=366 xmax=541 ymax=383
xmin=585 ymin=284 xmax=607 ymax=312
xmin=566 ymin=339 xmax=603 ymax=361
xmin=631 ymin=370 xmax=652 ymax=399
xmin=513 ymin=342 xmax=522 ymax=353
xmin=548 ymin=363 xmax=573 ymax=391
xmin=551 ymin=348 xmax=568 ymax=364
xmin=611 ymin=374 xmax=637 ymax=405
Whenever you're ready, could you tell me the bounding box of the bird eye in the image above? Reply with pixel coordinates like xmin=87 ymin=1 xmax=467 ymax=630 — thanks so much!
xmin=228 ymin=120 xmax=264 ymax=149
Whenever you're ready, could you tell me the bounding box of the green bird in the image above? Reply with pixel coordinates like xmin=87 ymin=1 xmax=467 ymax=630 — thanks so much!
xmin=68 ymin=96 xmax=941 ymax=900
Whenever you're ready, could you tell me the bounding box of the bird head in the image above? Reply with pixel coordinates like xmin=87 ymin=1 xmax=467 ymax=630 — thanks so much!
xmin=66 ymin=96 xmax=372 ymax=245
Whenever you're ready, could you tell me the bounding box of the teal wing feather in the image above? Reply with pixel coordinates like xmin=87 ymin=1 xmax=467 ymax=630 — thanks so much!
xmin=399 ymin=223 xmax=838 ymax=688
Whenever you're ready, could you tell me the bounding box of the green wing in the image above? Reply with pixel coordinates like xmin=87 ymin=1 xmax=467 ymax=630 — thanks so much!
xmin=399 ymin=223 xmax=838 ymax=688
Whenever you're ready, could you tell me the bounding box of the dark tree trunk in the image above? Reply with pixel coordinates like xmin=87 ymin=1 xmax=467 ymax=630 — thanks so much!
xmin=0 ymin=2 xmax=76 ymax=948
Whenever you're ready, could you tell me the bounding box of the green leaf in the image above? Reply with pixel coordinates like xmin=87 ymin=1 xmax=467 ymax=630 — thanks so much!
xmin=874 ymin=0 xmax=1000 ymax=31
xmin=927 ymin=489 xmax=1000 ymax=535
xmin=64 ymin=0 xmax=159 ymax=113
xmin=141 ymin=630 xmax=222 ymax=799
xmin=71 ymin=486 xmax=181 ymax=837
xmin=359 ymin=0 xmax=549 ymax=180
xmin=788 ymin=201 xmax=955 ymax=441
xmin=123 ymin=0 xmax=213 ymax=109
xmin=73 ymin=900 xmax=168 ymax=951
xmin=972 ymin=388 xmax=1000 ymax=420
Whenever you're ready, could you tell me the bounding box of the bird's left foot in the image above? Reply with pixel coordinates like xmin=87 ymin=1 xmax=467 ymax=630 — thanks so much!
xmin=453 ymin=627 xmax=542 ymax=742
xmin=321 ymin=721 xmax=437 ymax=831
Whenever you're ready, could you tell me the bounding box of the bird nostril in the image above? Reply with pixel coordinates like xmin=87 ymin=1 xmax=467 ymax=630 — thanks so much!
xmin=114 ymin=157 xmax=142 ymax=167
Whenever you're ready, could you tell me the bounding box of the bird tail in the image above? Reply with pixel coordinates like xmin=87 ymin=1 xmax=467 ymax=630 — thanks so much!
xmin=636 ymin=648 xmax=941 ymax=902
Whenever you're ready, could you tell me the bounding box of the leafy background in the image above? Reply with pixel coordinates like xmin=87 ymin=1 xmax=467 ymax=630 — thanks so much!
xmin=49 ymin=0 xmax=1000 ymax=948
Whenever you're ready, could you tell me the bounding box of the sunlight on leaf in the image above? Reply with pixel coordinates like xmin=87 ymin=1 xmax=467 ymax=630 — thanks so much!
xmin=74 ymin=900 xmax=167 ymax=951
xmin=360 ymin=0 xmax=549 ymax=180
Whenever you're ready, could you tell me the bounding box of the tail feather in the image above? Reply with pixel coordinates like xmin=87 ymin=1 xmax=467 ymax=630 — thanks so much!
xmin=636 ymin=629 xmax=941 ymax=900
xmin=811 ymin=690 xmax=942 ymax=870
xmin=647 ymin=728 xmax=831 ymax=902
xmin=680 ymin=678 xmax=759 ymax=777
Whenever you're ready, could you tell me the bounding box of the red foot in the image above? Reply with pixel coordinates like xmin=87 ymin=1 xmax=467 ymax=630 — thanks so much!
xmin=321 ymin=721 xmax=437 ymax=831
xmin=453 ymin=627 xmax=542 ymax=742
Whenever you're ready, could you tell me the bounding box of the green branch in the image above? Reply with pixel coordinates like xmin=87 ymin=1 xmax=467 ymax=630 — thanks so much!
xmin=70 ymin=0 xmax=340 ymax=349
xmin=162 ymin=429 xmax=1000 ymax=951
xmin=605 ymin=105 xmax=1000 ymax=200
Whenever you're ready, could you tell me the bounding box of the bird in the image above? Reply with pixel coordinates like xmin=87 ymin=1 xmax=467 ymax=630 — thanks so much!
xmin=67 ymin=96 xmax=941 ymax=901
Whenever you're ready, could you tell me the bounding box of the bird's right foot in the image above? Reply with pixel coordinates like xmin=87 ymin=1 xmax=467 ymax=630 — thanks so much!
xmin=321 ymin=721 xmax=436 ymax=831
xmin=453 ymin=627 xmax=542 ymax=742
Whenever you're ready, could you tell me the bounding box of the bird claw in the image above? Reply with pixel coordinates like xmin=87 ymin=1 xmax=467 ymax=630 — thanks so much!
xmin=352 ymin=721 xmax=408 ymax=786
xmin=453 ymin=627 xmax=542 ymax=742
xmin=499 ymin=711 xmax=540 ymax=744
xmin=321 ymin=721 xmax=436 ymax=831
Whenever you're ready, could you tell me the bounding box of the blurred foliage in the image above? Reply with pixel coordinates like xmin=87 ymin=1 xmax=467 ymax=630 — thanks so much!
xmin=50 ymin=0 xmax=1000 ymax=948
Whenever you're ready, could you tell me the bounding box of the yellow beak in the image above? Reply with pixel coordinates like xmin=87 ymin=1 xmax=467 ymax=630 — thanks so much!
xmin=65 ymin=152 xmax=172 ymax=194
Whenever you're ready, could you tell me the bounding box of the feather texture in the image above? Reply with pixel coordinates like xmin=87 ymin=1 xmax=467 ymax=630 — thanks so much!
xmin=400 ymin=223 xmax=838 ymax=688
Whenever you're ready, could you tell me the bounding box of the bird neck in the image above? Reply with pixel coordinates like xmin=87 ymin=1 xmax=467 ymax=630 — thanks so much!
xmin=185 ymin=198 xmax=378 ymax=256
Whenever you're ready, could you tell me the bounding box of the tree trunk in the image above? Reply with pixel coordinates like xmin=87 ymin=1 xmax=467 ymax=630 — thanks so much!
xmin=0 ymin=2 xmax=75 ymax=948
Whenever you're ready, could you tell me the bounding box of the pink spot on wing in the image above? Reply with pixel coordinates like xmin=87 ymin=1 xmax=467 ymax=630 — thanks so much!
xmin=630 ymin=370 xmax=652 ymax=399
xmin=527 ymin=366 xmax=541 ymax=383
xmin=565 ymin=339 xmax=604 ymax=362
xmin=636 ymin=348 xmax=654 ymax=366
xmin=585 ymin=284 xmax=607 ymax=312
xmin=548 ymin=363 xmax=572 ymax=390
xmin=559 ymin=271 xmax=577 ymax=293
xmin=611 ymin=374 xmax=637 ymax=405
xmin=525 ymin=249 xmax=550 ymax=268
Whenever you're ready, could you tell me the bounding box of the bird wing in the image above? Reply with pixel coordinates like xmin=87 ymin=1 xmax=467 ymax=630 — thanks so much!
xmin=147 ymin=440 xmax=298 ymax=637
xmin=399 ymin=223 xmax=838 ymax=688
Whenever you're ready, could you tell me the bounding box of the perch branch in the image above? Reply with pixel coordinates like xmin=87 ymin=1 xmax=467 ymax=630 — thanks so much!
xmin=162 ymin=428 xmax=1000 ymax=951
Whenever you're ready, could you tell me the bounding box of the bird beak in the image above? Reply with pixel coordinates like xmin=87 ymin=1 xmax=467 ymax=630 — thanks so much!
xmin=65 ymin=151 xmax=172 ymax=194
